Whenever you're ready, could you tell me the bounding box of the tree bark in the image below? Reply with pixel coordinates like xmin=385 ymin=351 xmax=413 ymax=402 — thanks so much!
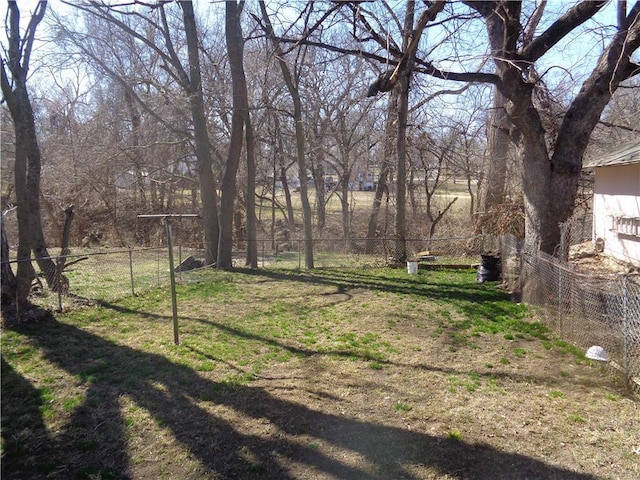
xmin=218 ymin=1 xmax=250 ymax=268
xmin=395 ymin=70 xmax=410 ymax=262
xmin=245 ymin=111 xmax=258 ymax=268
xmin=365 ymin=85 xmax=399 ymax=252
xmin=1 ymin=213 xmax=16 ymax=305
xmin=476 ymin=87 xmax=510 ymax=234
xmin=179 ymin=1 xmax=220 ymax=265
xmin=394 ymin=1 xmax=416 ymax=263
xmin=470 ymin=0 xmax=640 ymax=256
xmin=1 ymin=1 xmax=56 ymax=308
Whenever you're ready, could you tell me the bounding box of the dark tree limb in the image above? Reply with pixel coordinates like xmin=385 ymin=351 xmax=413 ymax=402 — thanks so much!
xmin=520 ymin=1 xmax=608 ymax=63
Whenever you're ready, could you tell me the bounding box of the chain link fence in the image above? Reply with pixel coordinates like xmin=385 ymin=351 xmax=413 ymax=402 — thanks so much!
xmin=255 ymin=236 xmax=484 ymax=269
xmin=4 ymin=246 xmax=205 ymax=311
xmin=5 ymin=233 xmax=638 ymax=392
xmin=500 ymin=234 xmax=640 ymax=393
xmin=5 ymin=236 xmax=483 ymax=308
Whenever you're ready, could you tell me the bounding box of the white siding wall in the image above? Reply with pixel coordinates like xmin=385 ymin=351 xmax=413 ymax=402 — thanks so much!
xmin=592 ymin=163 xmax=640 ymax=265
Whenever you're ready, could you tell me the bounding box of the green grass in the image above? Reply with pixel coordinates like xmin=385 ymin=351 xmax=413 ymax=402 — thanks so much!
xmin=3 ymin=266 xmax=617 ymax=479
xmin=568 ymin=414 xmax=585 ymax=423
xmin=394 ymin=402 xmax=412 ymax=412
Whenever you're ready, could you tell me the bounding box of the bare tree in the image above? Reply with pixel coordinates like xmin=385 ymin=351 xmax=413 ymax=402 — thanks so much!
xmin=217 ymin=1 xmax=251 ymax=268
xmin=365 ymin=88 xmax=398 ymax=251
xmin=258 ymin=1 xmax=315 ymax=268
xmin=476 ymin=87 xmax=511 ymax=233
xmin=277 ymin=0 xmax=639 ymax=260
xmin=1 ymin=1 xmax=61 ymax=313
xmin=359 ymin=1 xmax=446 ymax=261
xmin=59 ymin=0 xmax=220 ymax=264
xmin=463 ymin=0 xmax=640 ymax=255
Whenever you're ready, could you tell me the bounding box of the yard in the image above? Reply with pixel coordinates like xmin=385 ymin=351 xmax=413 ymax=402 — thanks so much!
xmin=2 ymin=267 xmax=638 ymax=479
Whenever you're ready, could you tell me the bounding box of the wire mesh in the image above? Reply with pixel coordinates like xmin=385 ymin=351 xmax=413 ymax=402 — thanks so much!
xmin=501 ymin=240 xmax=640 ymax=393
xmin=6 ymin=233 xmax=638 ymax=392
xmin=7 ymin=236 xmax=485 ymax=306
xmin=251 ymin=236 xmax=486 ymax=269
xmin=7 ymin=248 xmax=177 ymax=310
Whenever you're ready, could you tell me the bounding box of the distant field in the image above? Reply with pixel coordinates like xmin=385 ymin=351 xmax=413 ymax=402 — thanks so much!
xmin=257 ymin=186 xmax=474 ymax=229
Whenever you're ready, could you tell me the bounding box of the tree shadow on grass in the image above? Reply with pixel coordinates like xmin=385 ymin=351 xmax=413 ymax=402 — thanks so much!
xmin=2 ymin=316 xmax=599 ymax=480
xmin=94 ymin=294 xmax=604 ymax=394
xmin=233 ymin=267 xmax=522 ymax=322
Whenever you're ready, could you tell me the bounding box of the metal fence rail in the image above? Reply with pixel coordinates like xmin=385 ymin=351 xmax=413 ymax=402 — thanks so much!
xmin=4 ymin=247 xmax=203 ymax=310
xmin=5 ymin=237 xmax=483 ymax=308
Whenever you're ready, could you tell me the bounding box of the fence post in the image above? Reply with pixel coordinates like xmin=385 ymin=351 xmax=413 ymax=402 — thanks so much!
xmin=56 ymin=263 xmax=62 ymax=312
xmin=620 ymin=274 xmax=630 ymax=390
xmin=138 ymin=213 xmax=198 ymax=345
xmin=165 ymin=218 xmax=180 ymax=345
xmin=558 ymin=260 xmax=564 ymax=335
xmin=298 ymin=238 xmax=301 ymax=270
xmin=558 ymin=223 xmax=569 ymax=335
xmin=129 ymin=248 xmax=135 ymax=297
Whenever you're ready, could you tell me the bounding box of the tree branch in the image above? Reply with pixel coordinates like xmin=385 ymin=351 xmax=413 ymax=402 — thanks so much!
xmin=598 ymin=119 xmax=640 ymax=132
xmin=62 ymin=0 xmax=189 ymax=89
xmin=522 ymin=1 xmax=608 ymax=62
xmin=21 ymin=1 xmax=48 ymax=80
xmin=282 ymin=3 xmax=342 ymax=55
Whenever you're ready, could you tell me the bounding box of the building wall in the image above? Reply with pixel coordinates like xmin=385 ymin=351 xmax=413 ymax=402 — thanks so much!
xmin=592 ymin=163 xmax=640 ymax=265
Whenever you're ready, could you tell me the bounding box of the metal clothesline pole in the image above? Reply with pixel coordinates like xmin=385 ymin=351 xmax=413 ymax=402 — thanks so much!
xmin=137 ymin=214 xmax=199 ymax=345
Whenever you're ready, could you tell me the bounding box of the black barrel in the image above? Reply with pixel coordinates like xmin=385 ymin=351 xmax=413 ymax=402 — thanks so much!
xmin=477 ymin=254 xmax=501 ymax=282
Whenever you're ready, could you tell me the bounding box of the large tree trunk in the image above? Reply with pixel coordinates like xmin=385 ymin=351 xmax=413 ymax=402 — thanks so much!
xmin=1 ymin=1 xmax=57 ymax=309
xmin=476 ymin=87 xmax=510 ymax=233
xmin=395 ymin=71 xmax=410 ymax=262
xmin=365 ymin=88 xmax=399 ymax=252
xmin=473 ymin=0 xmax=640 ymax=258
xmin=1 ymin=213 xmax=17 ymax=306
xmin=180 ymin=1 xmax=220 ymax=265
xmin=394 ymin=1 xmax=416 ymax=263
xmin=18 ymin=81 xmax=57 ymax=287
xmin=245 ymin=112 xmax=258 ymax=268
xmin=218 ymin=1 xmax=249 ymax=268
xmin=292 ymin=93 xmax=315 ymax=269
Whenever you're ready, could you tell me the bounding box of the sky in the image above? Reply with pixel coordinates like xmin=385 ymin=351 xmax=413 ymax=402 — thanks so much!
xmin=1 ymin=1 xmax=630 ymax=110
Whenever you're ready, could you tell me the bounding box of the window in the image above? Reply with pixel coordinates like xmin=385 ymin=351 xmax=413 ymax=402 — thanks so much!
xmin=612 ymin=216 xmax=640 ymax=237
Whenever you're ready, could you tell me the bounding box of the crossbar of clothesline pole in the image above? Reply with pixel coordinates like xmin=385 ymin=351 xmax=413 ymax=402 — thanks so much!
xmin=137 ymin=214 xmax=200 ymax=218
